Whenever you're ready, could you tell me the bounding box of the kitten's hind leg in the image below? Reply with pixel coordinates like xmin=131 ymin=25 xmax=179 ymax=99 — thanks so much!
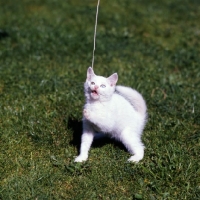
xmin=119 ymin=129 xmax=144 ymax=163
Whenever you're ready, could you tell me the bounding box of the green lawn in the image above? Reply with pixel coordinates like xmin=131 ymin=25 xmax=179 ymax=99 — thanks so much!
xmin=0 ymin=0 xmax=199 ymax=199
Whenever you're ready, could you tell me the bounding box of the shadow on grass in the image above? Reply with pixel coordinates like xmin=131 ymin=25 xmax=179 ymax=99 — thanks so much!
xmin=0 ymin=30 xmax=9 ymax=40
xmin=68 ymin=117 xmax=127 ymax=153
xmin=68 ymin=118 xmax=82 ymax=151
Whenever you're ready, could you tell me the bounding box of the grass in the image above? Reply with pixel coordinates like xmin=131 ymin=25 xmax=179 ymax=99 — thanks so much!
xmin=0 ymin=0 xmax=200 ymax=199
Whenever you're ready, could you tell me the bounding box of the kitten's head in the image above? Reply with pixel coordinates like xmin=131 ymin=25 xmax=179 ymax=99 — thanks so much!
xmin=84 ymin=67 xmax=118 ymax=101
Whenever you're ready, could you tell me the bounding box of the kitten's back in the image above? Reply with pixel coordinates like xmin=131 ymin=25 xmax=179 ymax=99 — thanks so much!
xmin=115 ymin=85 xmax=147 ymax=117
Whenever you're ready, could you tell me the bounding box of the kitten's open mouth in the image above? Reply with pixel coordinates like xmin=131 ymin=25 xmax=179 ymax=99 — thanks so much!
xmin=91 ymin=90 xmax=98 ymax=95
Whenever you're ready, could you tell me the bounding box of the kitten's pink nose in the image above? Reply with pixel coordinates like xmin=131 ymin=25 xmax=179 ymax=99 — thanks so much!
xmin=94 ymin=85 xmax=99 ymax=89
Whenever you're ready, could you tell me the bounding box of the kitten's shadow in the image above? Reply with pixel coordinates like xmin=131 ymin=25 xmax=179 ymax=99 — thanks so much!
xmin=0 ymin=30 xmax=9 ymax=40
xmin=68 ymin=118 xmax=82 ymax=151
xmin=68 ymin=117 xmax=127 ymax=153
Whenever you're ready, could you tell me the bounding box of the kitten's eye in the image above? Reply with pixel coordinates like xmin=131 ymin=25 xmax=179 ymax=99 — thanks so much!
xmin=100 ymin=84 xmax=106 ymax=88
xmin=91 ymin=82 xmax=95 ymax=85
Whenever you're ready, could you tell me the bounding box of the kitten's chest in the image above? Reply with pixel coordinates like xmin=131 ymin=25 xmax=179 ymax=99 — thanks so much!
xmin=85 ymin=101 xmax=118 ymax=133
xmin=88 ymin=102 xmax=109 ymax=118
xmin=86 ymin=101 xmax=113 ymax=123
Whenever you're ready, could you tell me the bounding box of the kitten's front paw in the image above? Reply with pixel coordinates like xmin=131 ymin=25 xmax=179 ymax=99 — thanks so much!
xmin=74 ymin=155 xmax=88 ymax=162
xmin=128 ymin=155 xmax=143 ymax=163
xmin=83 ymin=109 xmax=90 ymax=120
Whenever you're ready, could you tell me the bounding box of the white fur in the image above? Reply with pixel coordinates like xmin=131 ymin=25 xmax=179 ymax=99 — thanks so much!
xmin=74 ymin=67 xmax=147 ymax=162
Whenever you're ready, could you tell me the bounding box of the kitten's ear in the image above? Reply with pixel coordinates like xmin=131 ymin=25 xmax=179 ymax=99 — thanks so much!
xmin=107 ymin=73 xmax=118 ymax=86
xmin=87 ymin=66 xmax=95 ymax=81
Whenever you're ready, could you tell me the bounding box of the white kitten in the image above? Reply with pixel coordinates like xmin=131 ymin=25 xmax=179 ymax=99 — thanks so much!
xmin=75 ymin=67 xmax=147 ymax=162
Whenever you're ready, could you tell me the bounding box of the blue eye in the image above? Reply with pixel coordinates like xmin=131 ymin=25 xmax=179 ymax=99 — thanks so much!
xmin=91 ymin=82 xmax=95 ymax=85
xmin=100 ymin=84 xmax=106 ymax=88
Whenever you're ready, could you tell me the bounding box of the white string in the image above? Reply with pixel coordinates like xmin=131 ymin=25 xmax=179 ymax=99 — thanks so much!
xmin=92 ymin=0 xmax=100 ymax=69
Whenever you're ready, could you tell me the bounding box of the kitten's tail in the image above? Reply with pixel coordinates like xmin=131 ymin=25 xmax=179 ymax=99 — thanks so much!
xmin=115 ymin=85 xmax=147 ymax=117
